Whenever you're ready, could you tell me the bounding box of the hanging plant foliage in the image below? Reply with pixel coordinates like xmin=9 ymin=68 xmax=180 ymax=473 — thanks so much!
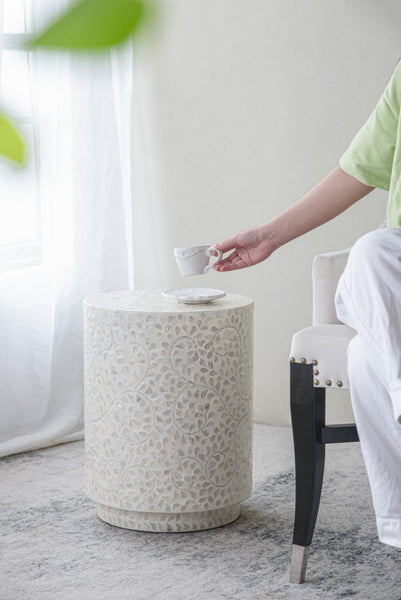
xmin=29 ymin=0 xmax=146 ymax=50
xmin=0 ymin=112 xmax=25 ymax=166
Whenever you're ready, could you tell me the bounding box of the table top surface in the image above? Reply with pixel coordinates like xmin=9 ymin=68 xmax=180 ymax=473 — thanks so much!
xmin=84 ymin=289 xmax=253 ymax=313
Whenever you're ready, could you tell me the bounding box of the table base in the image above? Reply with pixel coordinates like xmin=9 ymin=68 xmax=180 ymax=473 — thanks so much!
xmin=96 ymin=503 xmax=241 ymax=532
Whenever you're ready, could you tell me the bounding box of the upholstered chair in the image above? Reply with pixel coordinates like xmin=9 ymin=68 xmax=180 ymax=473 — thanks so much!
xmin=288 ymin=242 xmax=359 ymax=583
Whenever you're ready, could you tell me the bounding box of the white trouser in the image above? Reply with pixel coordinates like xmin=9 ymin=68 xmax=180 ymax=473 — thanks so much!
xmin=335 ymin=227 xmax=401 ymax=548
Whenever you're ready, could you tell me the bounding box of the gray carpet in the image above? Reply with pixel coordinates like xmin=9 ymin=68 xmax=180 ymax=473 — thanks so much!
xmin=1 ymin=424 xmax=400 ymax=600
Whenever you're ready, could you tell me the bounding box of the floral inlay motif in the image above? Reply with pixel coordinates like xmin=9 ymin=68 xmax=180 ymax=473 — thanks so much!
xmin=84 ymin=290 xmax=253 ymax=531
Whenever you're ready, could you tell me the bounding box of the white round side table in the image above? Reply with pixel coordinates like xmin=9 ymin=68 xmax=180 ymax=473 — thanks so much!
xmin=83 ymin=290 xmax=254 ymax=532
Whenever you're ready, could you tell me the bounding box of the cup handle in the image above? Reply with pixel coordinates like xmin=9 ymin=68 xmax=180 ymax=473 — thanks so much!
xmin=203 ymin=246 xmax=223 ymax=273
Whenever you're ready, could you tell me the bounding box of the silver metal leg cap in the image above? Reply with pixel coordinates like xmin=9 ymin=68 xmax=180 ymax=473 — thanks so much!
xmin=289 ymin=544 xmax=309 ymax=584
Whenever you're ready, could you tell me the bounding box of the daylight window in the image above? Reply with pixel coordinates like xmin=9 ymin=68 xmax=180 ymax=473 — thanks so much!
xmin=0 ymin=0 xmax=41 ymax=271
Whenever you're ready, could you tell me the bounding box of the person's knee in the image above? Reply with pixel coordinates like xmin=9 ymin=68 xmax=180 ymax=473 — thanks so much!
xmin=346 ymin=229 xmax=391 ymax=275
xmin=350 ymin=229 xmax=389 ymax=263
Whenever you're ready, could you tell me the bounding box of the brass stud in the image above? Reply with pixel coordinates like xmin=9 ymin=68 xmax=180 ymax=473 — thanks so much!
xmin=300 ymin=357 xmax=307 ymax=364
xmin=326 ymin=380 xmax=332 ymax=387
xmin=290 ymin=357 xmax=295 ymax=363
xmin=314 ymin=379 xmax=320 ymax=386
xmin=337 ymin=380 xmax=343 ymax=388
xmin=312 ymin=359 xmax=318 ymax=366
xmin=313 ymin=369 xmax=319 ymax=376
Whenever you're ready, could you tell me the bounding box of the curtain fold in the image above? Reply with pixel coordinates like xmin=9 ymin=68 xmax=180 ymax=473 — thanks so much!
xmin=0 ymin=2 xmax=133 ymax=457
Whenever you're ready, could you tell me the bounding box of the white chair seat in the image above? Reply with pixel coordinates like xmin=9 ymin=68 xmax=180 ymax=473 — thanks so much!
xmin=289 ymin=324 xmax=356 ymax=389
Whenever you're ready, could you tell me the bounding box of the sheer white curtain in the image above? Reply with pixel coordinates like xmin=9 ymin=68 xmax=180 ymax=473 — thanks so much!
xmin=0 ymin=0 xmax=133 ymax=457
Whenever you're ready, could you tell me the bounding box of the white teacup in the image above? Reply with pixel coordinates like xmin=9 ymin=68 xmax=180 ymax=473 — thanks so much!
xmin=174 ymin=245 xmax=223 ymax=276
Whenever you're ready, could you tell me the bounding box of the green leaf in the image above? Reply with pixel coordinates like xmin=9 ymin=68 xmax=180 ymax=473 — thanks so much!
xmin=29 ymin=0 xmax=145 ymax=50
xmin=0 ymin=112 xmax=25 ymax=166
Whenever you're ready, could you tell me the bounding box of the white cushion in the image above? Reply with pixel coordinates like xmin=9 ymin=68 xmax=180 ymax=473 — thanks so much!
xmin=289 ymin=324 xmax=356 ymax=389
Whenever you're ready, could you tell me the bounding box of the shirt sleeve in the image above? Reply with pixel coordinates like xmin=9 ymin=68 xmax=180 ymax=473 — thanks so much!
xmin=339 ymin=60 xmax=401 ymax=190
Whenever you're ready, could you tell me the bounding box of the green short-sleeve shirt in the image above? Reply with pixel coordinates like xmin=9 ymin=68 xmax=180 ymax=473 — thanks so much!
xmin=339 ymin=60 xmax=401 ymax=227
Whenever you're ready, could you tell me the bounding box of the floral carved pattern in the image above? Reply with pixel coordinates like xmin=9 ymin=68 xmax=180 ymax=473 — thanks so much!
xmin=84 ymin=290 xmax=253 ymax=531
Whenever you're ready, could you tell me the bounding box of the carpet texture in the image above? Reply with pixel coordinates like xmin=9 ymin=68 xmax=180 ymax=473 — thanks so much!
xmin=1 ymin=424 xmax=400 ymax=600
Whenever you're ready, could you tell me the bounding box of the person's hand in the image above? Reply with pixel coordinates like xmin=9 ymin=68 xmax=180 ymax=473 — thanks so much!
xmin=213 ymin=226 xmax=275 ymax=272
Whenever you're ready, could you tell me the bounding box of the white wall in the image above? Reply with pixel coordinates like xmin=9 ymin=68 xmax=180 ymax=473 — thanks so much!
xmin=131 ymin=0 xmax=401 ymax=425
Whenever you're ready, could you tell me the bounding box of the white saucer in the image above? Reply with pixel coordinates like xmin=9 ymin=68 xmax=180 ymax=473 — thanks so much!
xmin=162 ymin=288 xmax=226 ymax=304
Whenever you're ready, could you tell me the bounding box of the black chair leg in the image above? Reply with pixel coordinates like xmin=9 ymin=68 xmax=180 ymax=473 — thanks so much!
xmin=289 ymin=361 xmax=326 ymax=583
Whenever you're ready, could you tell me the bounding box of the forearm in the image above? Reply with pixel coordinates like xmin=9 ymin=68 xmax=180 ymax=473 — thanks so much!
xmin=214 ymin=165 xmax=375 ymax=272
xmin=262 ymin=165 xmax=375 ymax=251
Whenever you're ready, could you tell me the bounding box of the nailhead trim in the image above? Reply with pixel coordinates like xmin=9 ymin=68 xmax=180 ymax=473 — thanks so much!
xmin=290 ymin=358 xmax=345 ymax=387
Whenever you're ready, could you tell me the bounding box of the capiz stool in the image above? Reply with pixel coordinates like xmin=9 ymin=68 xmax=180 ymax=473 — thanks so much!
xmin=83 ymin=289 xmax=254 ymax=532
